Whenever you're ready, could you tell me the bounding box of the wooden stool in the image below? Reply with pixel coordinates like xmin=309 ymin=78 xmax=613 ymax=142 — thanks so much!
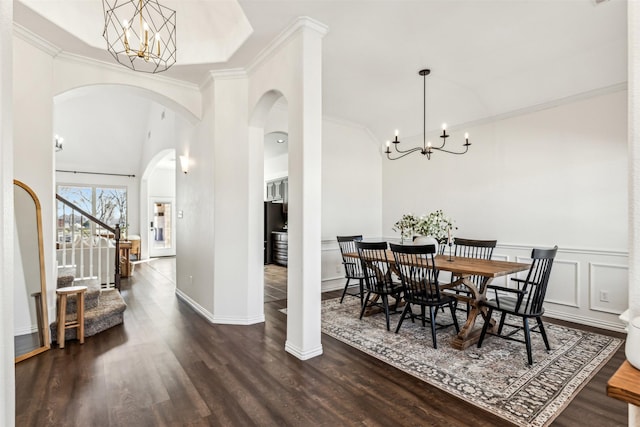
xmin=56 ymin=285 xmax=87 ymax=349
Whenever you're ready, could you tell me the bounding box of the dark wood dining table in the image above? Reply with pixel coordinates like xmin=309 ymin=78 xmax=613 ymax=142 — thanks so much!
xmin=344 ymin=250 xmax=530 ymax=350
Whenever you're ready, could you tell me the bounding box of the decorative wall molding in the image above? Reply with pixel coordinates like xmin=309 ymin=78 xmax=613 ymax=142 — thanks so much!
xmin=13 ymin=23 xmax=62 ymax=57
xmin=544 ymin=308 xmax=626 ymax=333
xmin=202 ymin=68 xmax=248 ymax=90
xmin=589 ymin=262 xmax=628 ymax=315
xmin=497 ymin=242 xmax=627 ymax=257
xmin=546 ymin=259 xmax=580 ymax=308
xmin=54 ymin=51 xmax=201 ymax=92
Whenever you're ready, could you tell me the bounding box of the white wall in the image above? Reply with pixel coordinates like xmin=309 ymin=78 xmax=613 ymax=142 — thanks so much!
xmin=148 ymin=168 xmax=175 ymax=198
xmin=174 ymin=82 xmax=215 ymax=317
xmin=382 ymin=89 xmax=628 ymax=331
xmin=13 ymin=35 xmax=56 ymax=327
xmin=0 ymin=3 xmax=14 ymax=423
xmin=320 ymin=118 xmax=383 ymax=291
xmin=265 ymin=153 xmax=288 ymax=182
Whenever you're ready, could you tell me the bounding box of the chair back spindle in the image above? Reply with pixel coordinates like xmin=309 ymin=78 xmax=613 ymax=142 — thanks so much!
xmin=453 ymin=238 xmax=497 ymax=287
xmin=356 ymin=241 xmax=395 ymax=293
xmin=337 ymin=235 xmax=364 ymax=279
xmin=390 ymin=243 xmax=441 ymax=304
xmin=516 ymin=247 xmax=557 ymax=315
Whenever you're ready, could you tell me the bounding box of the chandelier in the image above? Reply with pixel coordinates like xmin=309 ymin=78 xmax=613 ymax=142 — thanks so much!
xmin=385 ymin=69 xmax=471 ymax=160
xmin=103 ymin=0 xmax=177 ymax=73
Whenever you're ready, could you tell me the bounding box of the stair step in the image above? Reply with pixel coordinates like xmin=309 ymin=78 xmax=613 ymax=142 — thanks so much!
xmin=51 ymin=289 xmax=127 ymax=342
xmin=60 ymin=278 xmax=101 ymax=313
xmin=57 ymin=266 xmax=76 ymax=288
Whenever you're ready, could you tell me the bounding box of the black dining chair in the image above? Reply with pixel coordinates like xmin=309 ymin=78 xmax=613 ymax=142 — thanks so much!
xmin=356 ymin=241 xmax=403 ymax=331
xmin=445 ymin=238 xmax=498 ymax=315
xmin=390 ymin=243 xmax=459 ymax=348
xmin=477 ymin=246 xmax=558 ymax=365
xmin=336 ymin=235 xmax=365 ymax=305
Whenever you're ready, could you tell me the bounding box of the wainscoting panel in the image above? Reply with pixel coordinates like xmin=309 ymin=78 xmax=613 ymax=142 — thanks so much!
xmin=490 ymin=253 xmax=511 ymax=288
xmin=321 ymin=239 xmax=629 ymax=331
xmin=589 ymin=262 xmax=628 ymax=315
xmin=545 ymin=259 xmax=580 ymax=308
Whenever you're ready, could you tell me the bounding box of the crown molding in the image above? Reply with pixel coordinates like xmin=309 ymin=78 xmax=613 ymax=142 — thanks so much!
xmin=459 ymin=82 xmax=628 ymax=132
xmin=376 ymin=82 xmax=628 ymax=150
xmin=13 ymin=23 xmax=62 ymax=57
xmin=55 ymin=51 xmax=201 ymax=92
xmin=247 ymin=16 xmax=329 ymax=75
xmin=201 ymin=68 xmax=248 ymax=90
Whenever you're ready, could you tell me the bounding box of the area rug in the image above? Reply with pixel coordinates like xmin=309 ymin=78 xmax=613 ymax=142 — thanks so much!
xmin=315 ymin=298 xmax=623 ymax=427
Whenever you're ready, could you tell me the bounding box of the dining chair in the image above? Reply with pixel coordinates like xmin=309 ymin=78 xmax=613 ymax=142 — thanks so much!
xmin=336 ymin=235 xmax=365 ymax=305
xmin=477 ymin=246 xmax=558 ymax=365
xmin=356 ymin=241 xmax=403 ymax=331
xmin=447 ymin=238 xmax=498 ymax=314
xmin=390 ymin=243 xmax=459 ymax=348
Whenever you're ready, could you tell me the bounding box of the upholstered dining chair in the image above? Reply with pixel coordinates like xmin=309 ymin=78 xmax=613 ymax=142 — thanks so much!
xmin=477 ymin=246 xmax=558 ymax=365
xmin=336 ymin=235 xmax=365 ymax=305
xmin=356 ymin=241 xmax=403 ymax=331
xmin=390 ymin=243 xmax=459 ymax=349
xmin=446 ymin=238 xmax=498 ymax=314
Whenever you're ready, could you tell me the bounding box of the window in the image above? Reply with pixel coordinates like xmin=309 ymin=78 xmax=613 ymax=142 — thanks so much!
xmin=57 ymin=185 xmax=128 ymax=241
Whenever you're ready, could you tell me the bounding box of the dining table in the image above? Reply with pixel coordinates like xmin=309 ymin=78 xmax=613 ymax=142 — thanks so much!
xmin=344 ymin=250 xmax=531 ymax=350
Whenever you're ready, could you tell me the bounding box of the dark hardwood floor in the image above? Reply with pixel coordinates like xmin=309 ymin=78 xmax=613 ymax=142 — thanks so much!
xmin=264 ymin=263 xmax=287 ymax=303
xmin=15 ymin=258 xmax=627 ymax=426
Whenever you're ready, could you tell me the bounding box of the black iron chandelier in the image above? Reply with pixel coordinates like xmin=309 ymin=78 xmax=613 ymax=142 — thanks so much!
xmin=103 ymin=0 xmax=177 ymax=73
xmin=385 ymin=69 xmax=471 ymax=160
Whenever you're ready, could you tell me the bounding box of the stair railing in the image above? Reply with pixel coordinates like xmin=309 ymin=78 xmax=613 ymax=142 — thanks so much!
xmin=56 ymin=194 xmax=122 ymax=291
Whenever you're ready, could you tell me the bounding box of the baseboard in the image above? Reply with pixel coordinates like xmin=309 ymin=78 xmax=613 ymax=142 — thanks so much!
xmin=544 ymin=309 xmax=627 ymax=333
xmin=211 ymin=314 xmax=265 ymax=325
xmin=175 ymin=288 xmax=216 ymax=323
xmin=285 ymin=341 xmax=323 ymax=360
xmin=321 ymin=277 xmax=344 ymax=293
xmin=176 ymin=288 xmax=265 ymax=325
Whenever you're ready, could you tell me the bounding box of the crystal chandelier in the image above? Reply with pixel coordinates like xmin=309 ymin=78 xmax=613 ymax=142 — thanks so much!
xmin=103 ymin=0 xmax=177 ymax=73
xmin=386 ymin=69 xmax=471 ymax=160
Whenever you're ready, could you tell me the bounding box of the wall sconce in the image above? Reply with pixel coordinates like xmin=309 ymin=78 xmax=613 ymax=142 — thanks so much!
xmin=179 ymin=155 xmax=189 ymax=174
xmin=54 ymin=135 xmax=64 ymax=152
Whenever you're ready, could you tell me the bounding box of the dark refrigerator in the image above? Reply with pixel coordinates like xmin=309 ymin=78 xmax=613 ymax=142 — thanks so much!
xmin=264 ymin=201 xmax=285 ymax=264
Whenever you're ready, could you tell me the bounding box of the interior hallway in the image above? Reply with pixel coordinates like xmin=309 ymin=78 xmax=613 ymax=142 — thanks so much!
xmin=15 ymin=258 xmax=627 ymax=426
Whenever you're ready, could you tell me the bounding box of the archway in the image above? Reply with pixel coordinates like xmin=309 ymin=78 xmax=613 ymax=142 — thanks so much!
xmin=54 ymin=84 xmax=196 ymax=272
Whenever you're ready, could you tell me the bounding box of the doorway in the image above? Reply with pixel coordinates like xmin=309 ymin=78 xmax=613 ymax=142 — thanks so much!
xmin=149 ymin=199 xmax=175 ymax=257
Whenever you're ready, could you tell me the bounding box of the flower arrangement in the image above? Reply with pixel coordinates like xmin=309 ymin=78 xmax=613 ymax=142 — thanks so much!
xmin=393 ymin=210 xmax=456 ymax=242
xmin=392 ymin=213 xmax=419 ymax=240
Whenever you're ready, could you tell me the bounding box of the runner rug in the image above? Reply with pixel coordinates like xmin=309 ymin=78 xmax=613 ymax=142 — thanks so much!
xmin=315 ymin=298 xmax=622 ymax=427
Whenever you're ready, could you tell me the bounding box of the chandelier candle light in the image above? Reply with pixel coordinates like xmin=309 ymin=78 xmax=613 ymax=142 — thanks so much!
xmin=103 ymin=0 xmax=177 ymax=73
xmin=386 ymin=69 xmax=471 ymax=160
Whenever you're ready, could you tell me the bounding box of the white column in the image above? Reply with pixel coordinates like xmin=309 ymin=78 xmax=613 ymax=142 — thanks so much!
xmin=285 ymin=23 xmax=326 ymax=360
xmin=630 ymin=0 xmax=640 ymax=322
xmin=629 ymin=1 xmax=640 ymax=425
xmin=0 ymin=1 xmax=15 ymax=425
xmin=210 ymin=71 xmax=265 ymax=325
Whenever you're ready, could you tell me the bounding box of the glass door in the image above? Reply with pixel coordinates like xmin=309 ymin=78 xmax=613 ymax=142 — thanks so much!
xmin=149 ymin=199 xmax=175 ymax=257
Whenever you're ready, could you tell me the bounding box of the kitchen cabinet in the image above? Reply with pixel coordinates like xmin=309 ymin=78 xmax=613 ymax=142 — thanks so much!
xmin=265 ymin=177 xmax=288 ymax=202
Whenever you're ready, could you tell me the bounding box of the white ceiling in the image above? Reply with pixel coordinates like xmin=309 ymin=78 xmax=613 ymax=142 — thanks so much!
xmin=17 ymin=0 xmax=628 ymax=146
xmin=264 ymin=131 xmax=288 ymax=160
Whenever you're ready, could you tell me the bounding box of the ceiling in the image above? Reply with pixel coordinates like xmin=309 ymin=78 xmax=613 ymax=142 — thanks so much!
xmin=15 ymin=0 xmax=628 ymax=146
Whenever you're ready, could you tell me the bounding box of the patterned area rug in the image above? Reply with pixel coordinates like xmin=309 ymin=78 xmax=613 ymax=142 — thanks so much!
xmin=317 ymin=298 xmax=622 ymax=427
